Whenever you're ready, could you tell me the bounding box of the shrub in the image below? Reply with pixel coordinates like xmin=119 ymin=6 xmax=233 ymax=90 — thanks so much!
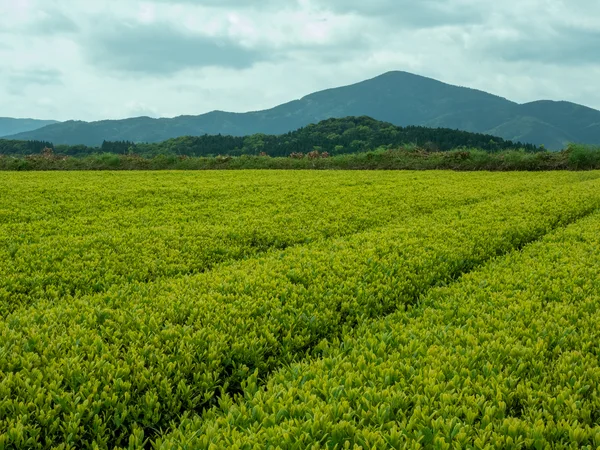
xmin=567 ymin=144 xmax=600 ymax=170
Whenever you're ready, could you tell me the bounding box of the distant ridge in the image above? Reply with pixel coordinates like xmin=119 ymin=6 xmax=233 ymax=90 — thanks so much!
xmin=0 ymin=118 xmax=59 ymax=137
xmin=6 ymin=71 xmax=600 ymax=150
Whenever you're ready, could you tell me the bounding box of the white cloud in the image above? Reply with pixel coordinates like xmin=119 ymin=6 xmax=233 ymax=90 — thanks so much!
xmin=0 ymin=0 xmax=599 ymax=121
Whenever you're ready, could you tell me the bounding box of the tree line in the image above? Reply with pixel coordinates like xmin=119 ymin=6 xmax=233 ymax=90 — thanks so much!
xmin=0 ymin=116 xmax=539 ymax=157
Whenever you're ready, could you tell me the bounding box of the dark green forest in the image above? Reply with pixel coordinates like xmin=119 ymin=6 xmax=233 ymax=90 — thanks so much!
xmin=0 ymin=117 xmax=538 ymax=158
xmin=0 ymin=140 xmax=54 ymax=155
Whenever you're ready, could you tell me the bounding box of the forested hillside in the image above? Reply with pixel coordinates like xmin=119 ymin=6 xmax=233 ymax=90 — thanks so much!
xmin=0 ymin=117 xmax=537 ymax=158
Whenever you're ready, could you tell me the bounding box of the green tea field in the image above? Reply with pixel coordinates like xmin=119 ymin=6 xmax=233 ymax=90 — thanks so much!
xmin=1 ymin=171 xmax=600 ymax=449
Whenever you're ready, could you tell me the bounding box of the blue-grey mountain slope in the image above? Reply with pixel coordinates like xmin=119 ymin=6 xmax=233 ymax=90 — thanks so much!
xmin=7 ymin=72 xmax=600 ymax=150
xmin=0 ymin=118 xmax=59 ymax=137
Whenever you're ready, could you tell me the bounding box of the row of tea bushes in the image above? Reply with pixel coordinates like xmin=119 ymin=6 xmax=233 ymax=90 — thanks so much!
xmin=1 ymin=171 xmax=565 ymax=310
xmin=161 ymin=210 xmax=600 ymax=449
xmin=2 ymin=178 xmax=600 ymax=448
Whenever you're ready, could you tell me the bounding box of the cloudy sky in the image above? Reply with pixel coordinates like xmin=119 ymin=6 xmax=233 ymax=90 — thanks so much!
xmin=1 ymin=0 xmax=599 ymax=121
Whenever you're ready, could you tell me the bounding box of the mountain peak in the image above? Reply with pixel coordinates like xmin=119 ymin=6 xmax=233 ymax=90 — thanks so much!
xmin=374 ymin=70 xmax=431 ymax=79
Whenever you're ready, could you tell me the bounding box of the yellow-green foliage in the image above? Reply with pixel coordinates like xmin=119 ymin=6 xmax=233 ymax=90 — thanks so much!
xmin=1 ymin=171 xmax=600 ymax=449
xmin=2 ymin=170 xmax=571 ymax=311
xmin=160 ymin=207 xmax=600 ymax=450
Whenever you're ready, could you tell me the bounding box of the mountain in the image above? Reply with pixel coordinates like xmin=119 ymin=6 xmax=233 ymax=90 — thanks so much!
xmin=6 ymin=71 xmax=600 ymax=150
xmin=0 ymin=118 xmax=59 ymax=137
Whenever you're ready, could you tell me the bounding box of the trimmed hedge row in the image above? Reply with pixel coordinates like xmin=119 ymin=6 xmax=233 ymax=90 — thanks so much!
xmin=3 ymin=171 xmax=556 ymax=312
xmin=161 ymin=206 xmax=600 ymax=449
xmin=2 ymin=177 xmax=600 ymax=448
